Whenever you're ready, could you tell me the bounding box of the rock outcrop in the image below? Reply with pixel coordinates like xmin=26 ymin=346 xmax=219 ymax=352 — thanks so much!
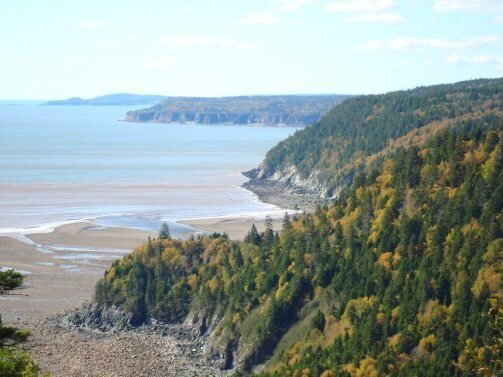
xmin=53 ymin=302 xmax=136 ymax=331
xmin=242 ymin=163 xmax=331 ymax=210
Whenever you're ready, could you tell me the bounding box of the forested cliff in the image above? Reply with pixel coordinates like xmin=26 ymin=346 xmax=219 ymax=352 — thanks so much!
xmin=92 ymin=79 xmax=502 ymax=376
xmin=125 ymin=95 xmax=348 ymax=126
xmin=245 ymin=78 xmax=503 ymax=200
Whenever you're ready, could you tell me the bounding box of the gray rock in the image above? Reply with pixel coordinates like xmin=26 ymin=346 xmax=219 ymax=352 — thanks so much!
xmin=53 ymin=302 xmax=135 ymax=331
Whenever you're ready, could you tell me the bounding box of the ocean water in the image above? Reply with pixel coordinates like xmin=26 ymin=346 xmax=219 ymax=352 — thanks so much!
xmin=0 ymin=102 xmax=296 ymax=236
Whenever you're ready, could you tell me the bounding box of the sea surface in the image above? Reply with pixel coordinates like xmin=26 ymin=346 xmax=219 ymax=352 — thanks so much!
xmin=0 ymin=102 xmax=296 ymax=237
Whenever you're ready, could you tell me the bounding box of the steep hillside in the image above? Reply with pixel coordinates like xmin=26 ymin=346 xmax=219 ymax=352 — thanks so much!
xmin=125 ymin=95 xmax=348 ymax=126
xmin=245 ymin=78 xmax=503 ymax=202
xmin=93 ymin=114 xmax=502 ymax=376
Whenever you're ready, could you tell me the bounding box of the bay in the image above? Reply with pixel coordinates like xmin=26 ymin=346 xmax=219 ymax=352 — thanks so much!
xmin=0 ymin=103 xmax=295 ymax=236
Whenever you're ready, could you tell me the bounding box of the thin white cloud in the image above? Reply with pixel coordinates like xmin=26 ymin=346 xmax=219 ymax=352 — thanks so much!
xmin=447 ymin=54 xmax=503 ymax=72
xmin=160 ymin=35 xmax=213 ymax=47
xmin=240 ymin=13 xmax=283 ymax=25
xmin=238 ymin=42 xmax=256 ymax=50
xmin=275 ymin=0 xmax=314 ymax=12
xmin=447 ymin=54 xmax=493 ymax=64
xmin=324 ymin=0 xmax=402 ymax=23
xmin=434 ymin=0 xmax=502 ymax=12
xmin=143 ymin=55 xmax=177 ymax=69
xmin=217 ymin=37 xmax=234 ymax=47
xmin=324 ymin=0 xmax=394 ymax=13
xmin=345 ymin=12 xmax=403 ymax=23
xmin=79 ymin=20 xmax=104 ymax=29
xmin=395 ymin=59 xmax=409 ymax=67
xmin=360 ymin=36 xmax=501 ymax=50
xmin=101 ymin=42 xmax=120 ymax=49
xmin=159 ymin=35 xmax=255 ymax=52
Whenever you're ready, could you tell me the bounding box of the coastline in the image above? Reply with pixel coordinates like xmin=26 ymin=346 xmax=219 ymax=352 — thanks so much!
xmin=0 ymin=98 xmax=303 ymax=374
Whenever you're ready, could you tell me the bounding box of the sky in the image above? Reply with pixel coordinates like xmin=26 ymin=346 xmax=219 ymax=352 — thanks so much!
xmin=0 ymin=0 xmax=502 ymax=99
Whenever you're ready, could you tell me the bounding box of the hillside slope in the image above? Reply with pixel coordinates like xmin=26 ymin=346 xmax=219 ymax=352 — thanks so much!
xmin=245 ymin=78 xmax=503 ymax=203
xmin=92 ymin=112 xmax=502 ymax=375
xmin=125 ymin=95 xmax=348 ymax=126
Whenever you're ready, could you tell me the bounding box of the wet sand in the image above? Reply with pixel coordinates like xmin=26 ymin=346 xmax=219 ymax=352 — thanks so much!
xmin=29 ymin=222 xmax=156 ymax=250
xmin=180 ymin=215 xmax=284 ymax=240
xmin=0 ymin=222 xmax=156 ymax=322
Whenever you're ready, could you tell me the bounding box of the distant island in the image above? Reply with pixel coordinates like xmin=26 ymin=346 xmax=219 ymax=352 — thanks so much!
xmin=125 ymin=95 xmax=349 ymax=126
xmin=44 ymin=93 xmax=168 ymax=106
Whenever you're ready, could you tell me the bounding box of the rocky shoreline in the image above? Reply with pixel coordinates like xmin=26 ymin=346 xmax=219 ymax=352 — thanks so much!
xmin=242 ymin=170 xmax=327 ymax=212
xmin=22 ymin=305 xmax=227 ymax=377
xmin=242 ymin=179 xmax=322 ymax=211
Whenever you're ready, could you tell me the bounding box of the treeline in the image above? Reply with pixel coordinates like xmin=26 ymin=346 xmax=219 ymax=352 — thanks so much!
xmin=254 ymin=78 xmax=503 ymax=196
xmin=95 ymin=115 xmax=502 ymax=376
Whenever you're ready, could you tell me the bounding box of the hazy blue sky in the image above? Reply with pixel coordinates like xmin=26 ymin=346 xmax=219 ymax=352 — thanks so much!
xmin=1 ymin=0 xmax=502 ymax=99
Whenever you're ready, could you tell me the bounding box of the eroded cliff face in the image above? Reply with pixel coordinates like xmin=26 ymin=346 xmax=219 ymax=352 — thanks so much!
xmin=242 ymin=163 xmax=333 ymax=210
xmin=271 ymin=164 xmax=325 ymax=195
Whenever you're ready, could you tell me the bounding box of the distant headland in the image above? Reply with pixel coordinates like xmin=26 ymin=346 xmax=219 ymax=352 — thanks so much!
xmin=125 ymin=94 xmax=350 ymax=126
xmin=43 ymin=93 xmax=168 ymax=106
